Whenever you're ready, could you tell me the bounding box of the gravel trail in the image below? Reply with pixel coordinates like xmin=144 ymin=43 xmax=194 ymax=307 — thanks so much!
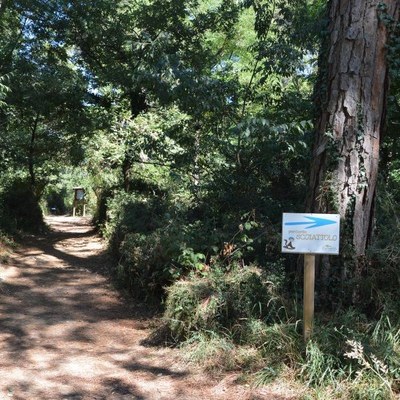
xmin=0 ymin=216 xmax=299 ymax=400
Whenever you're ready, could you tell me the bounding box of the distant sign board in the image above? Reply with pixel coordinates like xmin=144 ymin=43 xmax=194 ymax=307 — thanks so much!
xmin=73 ymin=187 xmax=85 ymax=201
xmin=282 ymin=213 xmax=340 ymax=255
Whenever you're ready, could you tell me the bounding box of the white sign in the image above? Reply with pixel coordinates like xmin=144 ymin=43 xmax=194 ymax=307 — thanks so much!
xmin=282 ymin=213 xmax=340 ymax=255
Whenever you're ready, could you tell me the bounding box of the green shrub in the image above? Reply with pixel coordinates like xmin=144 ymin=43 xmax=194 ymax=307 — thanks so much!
xmin=105 ymin=193 xmax=167 ymax=252
xmin=116 ymin=229 xmax=182 ymax=299
xmin=0 ymin=179 xmax=45 ymax=233
xmin=164 ymin=265 xmax=284 ymax=341
xmin=44 ymin=189 xmax=67 ymax=215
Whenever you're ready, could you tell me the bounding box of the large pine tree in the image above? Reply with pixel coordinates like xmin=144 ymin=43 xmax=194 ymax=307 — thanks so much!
xmin=308 ymin=0 xmax=399 ymax=299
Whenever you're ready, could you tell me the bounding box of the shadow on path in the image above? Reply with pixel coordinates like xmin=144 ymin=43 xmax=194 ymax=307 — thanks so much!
xmin=0 ymin=216 xmax=297 ymax=400
xmin=0 ymin=216 xmax=188 ymax=400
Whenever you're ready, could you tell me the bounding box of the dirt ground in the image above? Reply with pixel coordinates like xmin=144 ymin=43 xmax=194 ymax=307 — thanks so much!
xmin=0 ymin=216 xmax=301 ymax=400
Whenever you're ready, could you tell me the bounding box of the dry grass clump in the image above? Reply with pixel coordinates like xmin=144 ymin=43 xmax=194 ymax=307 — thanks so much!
xmin=159 ymin=265 xmax=400 ymax=398
xmin=164 ymin=265 xmax=283 ymax=341
xmin=0 ymin=234 xmax=15 ymax=264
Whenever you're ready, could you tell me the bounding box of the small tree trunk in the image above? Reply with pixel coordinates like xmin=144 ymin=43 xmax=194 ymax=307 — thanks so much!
xmin=28 ymin=114 xmax=40 ymax=190
xmin=308 ymin=0 xmax=399 ymax=301
xmin=121 ymin=90 xmax=148 ymax=193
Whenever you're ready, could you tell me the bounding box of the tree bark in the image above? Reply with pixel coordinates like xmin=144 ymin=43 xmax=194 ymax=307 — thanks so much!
xmin=307 ymin=0 xmax=399 ymax=298
xmin=28 ymin=114 xmax=40 ymax=190
xmin=121 ymin=90 xmax=148 ymax=193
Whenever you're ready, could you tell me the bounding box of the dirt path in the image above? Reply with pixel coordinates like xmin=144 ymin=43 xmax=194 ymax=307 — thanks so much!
xmin=0 ymin=216 xmax=299 ymax=400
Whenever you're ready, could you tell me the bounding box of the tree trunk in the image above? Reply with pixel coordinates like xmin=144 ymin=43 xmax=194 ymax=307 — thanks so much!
xmin=122 ymin=90 xmax=148 ymax=193
xmin=307 ymin=0 xmax=399 ymax=300
xmin=28 ymin=114 xmax=40 ymax=190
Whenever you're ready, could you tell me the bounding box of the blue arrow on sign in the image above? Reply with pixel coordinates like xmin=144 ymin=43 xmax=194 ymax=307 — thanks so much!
xmin=285 ymin=216 xmax=337 ymax=229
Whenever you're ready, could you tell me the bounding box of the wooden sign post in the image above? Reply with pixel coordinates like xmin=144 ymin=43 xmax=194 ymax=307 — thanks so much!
xmin=303 ymin=254 xmax=315 ymax=342
xmin=282 ymin=213 xmax=340 ymax=342
xmin=72 ymin=187 xmax=86 ymax=217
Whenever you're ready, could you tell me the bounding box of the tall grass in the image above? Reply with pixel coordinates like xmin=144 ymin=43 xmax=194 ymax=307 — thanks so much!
xmin=300 ymin=310 xmax=400 ymax=399
xmin=159 ymin=268 xmax=400 ymax=399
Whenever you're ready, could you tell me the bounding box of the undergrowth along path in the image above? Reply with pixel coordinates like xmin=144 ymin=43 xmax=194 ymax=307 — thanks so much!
xmin=0 ymin=216 xmax=299 ymax=400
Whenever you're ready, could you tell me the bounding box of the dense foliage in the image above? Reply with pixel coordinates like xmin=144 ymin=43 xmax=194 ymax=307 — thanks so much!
xmin=0 ymin=0 xmax=399 ymax=397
